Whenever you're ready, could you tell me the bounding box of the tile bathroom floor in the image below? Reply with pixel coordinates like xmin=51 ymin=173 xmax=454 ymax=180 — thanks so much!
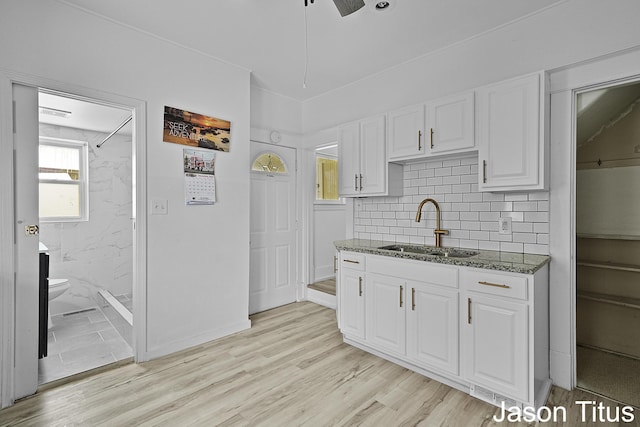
xmin=38 ymin=307 xmax=133 ymax=384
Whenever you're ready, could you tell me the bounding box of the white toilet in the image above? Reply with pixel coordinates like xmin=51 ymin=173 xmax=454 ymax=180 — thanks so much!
xmin=48 ymin=278 xmax=70 ymax=328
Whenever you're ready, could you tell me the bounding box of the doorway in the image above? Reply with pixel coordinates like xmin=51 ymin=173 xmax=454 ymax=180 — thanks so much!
xmin=249 ymin=141 xmax=297 ymax=314
xmin=575 ymin=80 xmax=640 ymax=407
xmin=37 ymin=90 xmax=135 ymax=384
xmin=8 ymin=80 xmax=145 ymax=401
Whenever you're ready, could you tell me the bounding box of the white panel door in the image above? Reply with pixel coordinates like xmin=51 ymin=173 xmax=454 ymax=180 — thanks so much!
xmin=388 ymin=104 xmax=425 ymax=161
xmin=427 ymin=92 xmax=475 ymax=154
xmin=406 ymin=281 xmax=459 ymax=375
xmin=337 ymin=122 xmax=360 ymax=197
xmin=339 ymin=267 xmax=365 ymax=340
xmin=359 ymin=114 xmax=386 ymax=195
xmin=464 ymin=293 xmax=528 ymax=401
xmin=366 ymin=273 xmax=406 ymax=356
xmin=249 ymin=142 xmax=297 ymax=314
xmin=477 ymin=73 xmax=542 ymax=190
xmin=13 ymin=83 xmax=40 ymax=399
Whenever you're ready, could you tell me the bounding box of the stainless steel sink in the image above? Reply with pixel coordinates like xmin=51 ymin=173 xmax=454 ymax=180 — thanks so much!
xmin=377 ymin=244 xmax=427 ymax=254
xmin=429 ymin=250 xmax=478 ymax=258
xmin=377 ymin=244 xmax=477 ymax=258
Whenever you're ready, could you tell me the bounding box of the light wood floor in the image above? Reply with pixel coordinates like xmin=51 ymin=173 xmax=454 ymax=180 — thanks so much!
xmin=307 ymin=278 xmax=336 ymax=296
xmin=1 ymin=302 xmax=636 ymax=426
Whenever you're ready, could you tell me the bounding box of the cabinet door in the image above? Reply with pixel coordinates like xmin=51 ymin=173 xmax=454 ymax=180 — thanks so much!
xmin=406 ymin=282 xmax=459 ymax=375
xmin=366 ymin=273 xmax=406 ymax=356
xmin=339 ymin=267 xmax=365 ymax=339
xmin=359 ymin=115 xmax=387 ymax=195
xmin=388 ymin=104 xmax=426 ymax=161
xmin=426 ymin=92 xmax=475 ymax=154
xmin=477 ymin=72 xmax=544 ymax=191
xmin=337 ymin=122 xmax=360 ymax=197
xmin=464 ymin=293 xmax=528 ymax=401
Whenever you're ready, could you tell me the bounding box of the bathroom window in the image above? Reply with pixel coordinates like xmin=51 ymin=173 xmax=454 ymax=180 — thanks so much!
xmin=39 ymin=137 xmax=89 ymax=222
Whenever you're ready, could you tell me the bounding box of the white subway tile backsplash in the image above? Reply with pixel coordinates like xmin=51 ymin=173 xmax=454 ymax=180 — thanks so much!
xmin=513 ymin=201 xmax=538 ymax=211
xmin=479 ymin=211 xmax=500 ymax=222
xmin=504 ymin=193 xmax=529 ymax=202
xmin=482 ymin=192 xmax=505 ymax=202
xmin=501 ymin=242 xmax=524 ymax=253
xmin=501 ymin=211 xmax=524 ymax=222
xmin=443 ymin=175 xmax=461 ymax=185
xmin=490 ymin=202 xmax=513 ymax=212
xmin=353 ymin=156 xmax=549 ymax=254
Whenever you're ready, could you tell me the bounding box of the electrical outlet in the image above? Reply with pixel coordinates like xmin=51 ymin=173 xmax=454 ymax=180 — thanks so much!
xmin=151 ymin=199 xmax=168 ymax=215
xmin=499 ymin=217 xmax=512 ymax=234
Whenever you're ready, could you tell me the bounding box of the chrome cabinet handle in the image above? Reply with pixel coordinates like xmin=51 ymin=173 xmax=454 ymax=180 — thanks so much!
xmin=354 ymin=174 xmax=358 ymax=191
xmin=359 ymin=174 xmax=363 ymax=191
xmin=411 ymin=288 xmax=415 ymax=311
xmin=418 ymin=130 xmax=422 ymax=151
xmin=399 ymin=285 xmax=403 ymax=308
xmin=478 ymin=281 xmax=510 ymax=289
xmin=467 ymin=298 xmax=471 ymax=324
xmin=344 ymin=259 xmax=360 ymax=264
xmin=358 ymin=277 xmax=363 ymax=296
xmin=430 ymin=127 xmax=434 ymax=149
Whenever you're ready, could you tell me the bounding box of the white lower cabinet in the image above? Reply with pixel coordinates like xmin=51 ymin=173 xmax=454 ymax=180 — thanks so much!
xmin=407 ymin=281 xmax=459 ymax=376
xmin=337 ymin=251 xmax=550 ymax=410
xmin=338 ymin=252 xmax=365 ymax=340
xmin=366 ymin=273 xmax=406 ymax=357
xmin=463 ymin=293 xmax=528 ymax=401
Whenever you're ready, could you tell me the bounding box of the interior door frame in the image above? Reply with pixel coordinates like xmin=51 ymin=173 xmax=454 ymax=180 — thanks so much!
xmin=0 ymin=69 xmax=148 ymax=408
xmin=548 ymin=47 xmax=640 ymax=391
xmin=249 ymin=140 xmax=299 ymax=314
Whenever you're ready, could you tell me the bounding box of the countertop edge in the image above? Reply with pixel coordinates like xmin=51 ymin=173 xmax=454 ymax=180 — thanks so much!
xmin=334 ymin=239 xmax=550 ymax=275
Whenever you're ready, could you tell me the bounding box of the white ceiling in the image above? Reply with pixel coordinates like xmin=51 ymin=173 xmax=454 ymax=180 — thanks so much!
xmin=59 ymin=0 xmax=565 ymax=101
xmin=39 ymin=91 xmax=132 ymax=136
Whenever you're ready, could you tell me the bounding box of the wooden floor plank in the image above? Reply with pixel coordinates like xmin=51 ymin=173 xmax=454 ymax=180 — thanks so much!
xmin=0 ymin=302 xmax=633 ymax=426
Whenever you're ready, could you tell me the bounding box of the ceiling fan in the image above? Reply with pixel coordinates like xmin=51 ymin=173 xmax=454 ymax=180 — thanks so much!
xmin=305 ymin=0 xmax=366 ymax=17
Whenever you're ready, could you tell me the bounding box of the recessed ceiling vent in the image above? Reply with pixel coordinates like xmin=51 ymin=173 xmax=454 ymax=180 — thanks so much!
xmin=39 ymin=106 xmax=72 ymax=119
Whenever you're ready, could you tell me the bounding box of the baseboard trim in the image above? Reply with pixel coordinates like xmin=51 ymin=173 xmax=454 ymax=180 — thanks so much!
xmin=144 ymin=319 xmax=251 ymax=360
xmin=306 ymin=288 xmax=336 ymax=310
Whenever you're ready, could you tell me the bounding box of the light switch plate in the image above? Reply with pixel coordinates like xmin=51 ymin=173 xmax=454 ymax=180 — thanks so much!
xmin=499 ymin=217 xmax=512 ymax=234
xmin=151 ymin=199 xmax=168 ymax=215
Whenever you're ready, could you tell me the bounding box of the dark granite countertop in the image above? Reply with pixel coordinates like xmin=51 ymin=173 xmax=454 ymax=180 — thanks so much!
xmin=334 ymin=239 xmax=550 ymax=275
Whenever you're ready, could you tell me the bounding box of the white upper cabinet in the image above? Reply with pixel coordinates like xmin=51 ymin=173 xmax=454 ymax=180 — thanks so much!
xmin=338 ymin=114 xmax=402 ymax=197
xmin=387 ymin=92 xmax=475 ymax=162
xmin=477 ymin=71 xmax=548 ymax=192
xmin=387 ymin=104 xmax=426 ymax=161
xmin=337 ymin=122 xmax=361 ymax=197
xmin=426 ymin=92 xmax=475 ymax=155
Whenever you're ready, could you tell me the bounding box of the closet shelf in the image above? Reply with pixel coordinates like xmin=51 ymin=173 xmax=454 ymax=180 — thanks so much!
xmin=578 ymin=291 xmax=640 ymax=311
xmin=577 ymin=260 xmax=640 ymax=274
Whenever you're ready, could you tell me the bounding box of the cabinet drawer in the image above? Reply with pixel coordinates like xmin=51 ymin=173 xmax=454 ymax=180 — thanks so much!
xmin=367 ymin=254 xmax=458 ymax=288
xmin=463 ymin=268 xmax=528 ymax=300
xmin=340 ymin=252 xmax=365 ymax=271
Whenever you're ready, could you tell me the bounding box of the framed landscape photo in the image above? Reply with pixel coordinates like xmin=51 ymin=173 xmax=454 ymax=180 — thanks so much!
xmin=163 ymin=106 xmax=231 ymax=152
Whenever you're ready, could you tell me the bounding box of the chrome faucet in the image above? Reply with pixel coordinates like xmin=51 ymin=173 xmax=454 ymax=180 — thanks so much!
xmin=415 ymin=198 xmax=449 ymax=248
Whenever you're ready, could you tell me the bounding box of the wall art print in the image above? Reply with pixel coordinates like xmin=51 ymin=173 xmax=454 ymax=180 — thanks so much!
xmin=163 ymin=106 xmax=231 ymax=152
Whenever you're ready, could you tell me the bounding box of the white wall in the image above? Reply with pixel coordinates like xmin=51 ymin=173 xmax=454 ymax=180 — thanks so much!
xmin=313 ymin=205 xmax=346 ymax=281
xmin=39 ymin=124 xmax=133 ymax=316
xmin=0 ymin=0 xmax=251 ymax=367
xmin=302 ymin=0 xmax=640 ymax=133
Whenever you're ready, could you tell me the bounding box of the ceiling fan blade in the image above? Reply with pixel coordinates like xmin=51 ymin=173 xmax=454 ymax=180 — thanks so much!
xmin=332 ymin=0 xmax=365 ymax=17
